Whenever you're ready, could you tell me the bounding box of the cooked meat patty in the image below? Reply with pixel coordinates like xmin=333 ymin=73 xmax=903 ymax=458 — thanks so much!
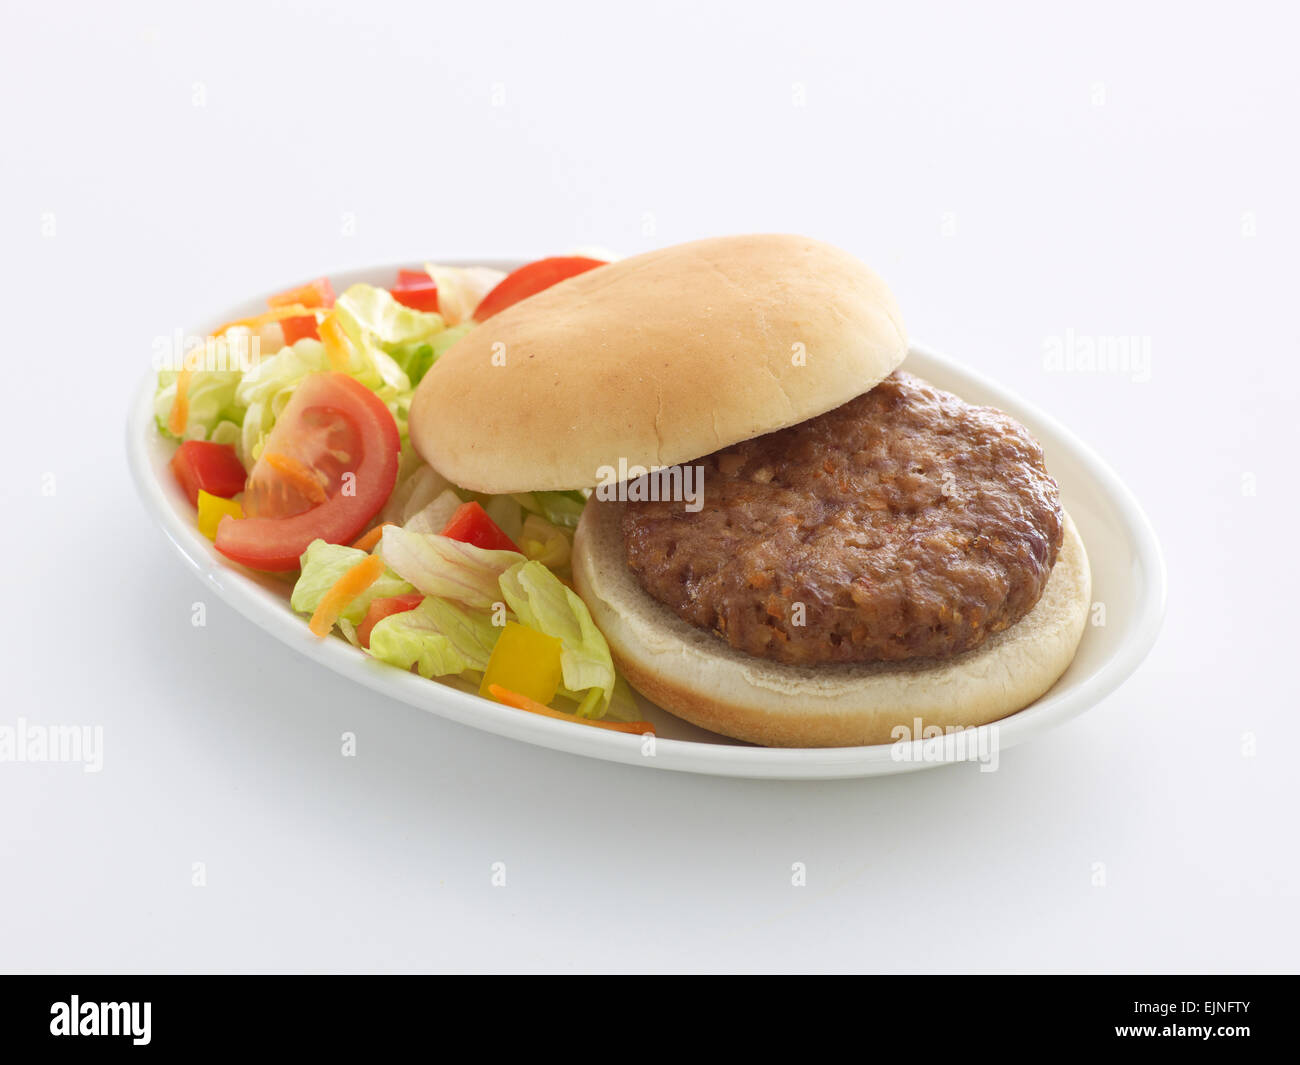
xmin=621 ymin=371 xmax=1064 ymax=665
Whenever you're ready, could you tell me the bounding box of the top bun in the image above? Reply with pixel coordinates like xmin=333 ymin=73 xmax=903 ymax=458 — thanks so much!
xmin=408 ymin=234 xmax=908 ymax=493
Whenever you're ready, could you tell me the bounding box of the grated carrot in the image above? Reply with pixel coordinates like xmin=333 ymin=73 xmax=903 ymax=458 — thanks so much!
xmin=309 ymin=553 xmax=387 ymax=637
xmin=486 ymin=684 xmax=655 ymax=735
xmin=168 ymin=367 xmax=192 ymax=435
xmin=351 ymin=523 xmax=395 ymax=553
xmin=261 ymin=451 xmax=328 ymax=505
xmin=318 ymin=315 xmax=351 ymax=372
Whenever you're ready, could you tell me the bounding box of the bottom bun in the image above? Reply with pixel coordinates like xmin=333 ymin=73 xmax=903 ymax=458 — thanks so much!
xmin=573 ymin=499 xmax=1092 ymax=747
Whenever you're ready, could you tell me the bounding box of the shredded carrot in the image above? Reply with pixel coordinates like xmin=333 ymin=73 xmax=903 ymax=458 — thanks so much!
xmin=487 ymin=684 xmax=655 ymax=735
xmin=318 ymin=314 xmax=351 ymax=372
xmin=212 ymin=303 xmax=321 ymax=337
xmin=168 ymin=367 xmax=192 ymax=435
xmin=351 ymin=523 xmax=395 ymax=553
xmin=309 ymin=553 xmax=387 ymax=637
xmin=261 ymin=451 xmax=328 ymax=505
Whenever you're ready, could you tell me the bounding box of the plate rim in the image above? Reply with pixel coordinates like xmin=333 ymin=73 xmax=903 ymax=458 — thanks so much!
xmin=125 ymin=258 xmax=1167 ymax=780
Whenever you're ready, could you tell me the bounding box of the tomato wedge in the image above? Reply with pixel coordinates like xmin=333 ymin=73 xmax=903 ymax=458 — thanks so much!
xmin=439 ymin=501 xmax=521 ymax=553
xmin=357 ymin=593 xmax=425 ymax=649
xmin=268 ymin=277 xmax=335 ymax=344
xmin=214 ymin=373 xmax=400 ymax=571
xmin=472 ymin=257 xmax=605 ymax=322
xmin=170 ymin=440 xmax=246 ymax=506
xmin=390 ymin=268 xmax=438 ymax=313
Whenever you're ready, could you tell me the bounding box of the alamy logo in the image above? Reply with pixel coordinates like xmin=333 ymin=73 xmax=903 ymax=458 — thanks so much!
xmin=152 ymin=329 xmax=260 ymax=373
xmin=50 ymin=996 xmax=151 ymax=1045
xmin=889 ymin=719 xmax=1000 ymax=772
xmin=594 ymin=460 xmax=704 ymax=512
xmin=0 ymin=718 xmax=103 ymax=772
xmin=1042 ymin=329 xmax=1152 ymax=383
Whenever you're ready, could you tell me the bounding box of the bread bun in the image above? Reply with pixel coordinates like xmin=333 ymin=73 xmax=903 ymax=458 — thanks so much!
xmin=572 ymin=499 xmax=1092 ymax=748
xmin=409 ymin=235 xmax=907 ymax=493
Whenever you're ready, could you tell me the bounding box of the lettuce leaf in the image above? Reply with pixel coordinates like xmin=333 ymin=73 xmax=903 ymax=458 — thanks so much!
xmin=482 ymin=495 xmax=524 ymax=544
xmin=335 ymin=283 xmax=445 ymax=347
xmin=498 ymin=561 xmax=616 ymax=715
xmin=334 ymin=284 xmax=445 ymax=387
xmin=208 ymin=419 xmax=242 ymax=449
xmin=518 ymin=513 xmax=571 ymax=569
xmin=290 ymin=540 xmax=412 ymax=625
xmin=423 ymin=264 xmax=505 ymax=325
xmin=379 ymin=526 xmax=523 ymax=609
xmin=155 ymin=360 xmax=244 ymax=446
xmin=381 ymin=463 xmax=455 ymax=526
xmin=512 ymin=490 xmax=587 ymax=529
xmin=404 ymin=488 xmax=463 ymax=536
xmin=392 ymin=343 xmax=434 ymax=384
xmin=429 ymin=322 xmax=474 ymax=360
xmin=602 ymin=675 xmax=647 ymax=723
xmin=367 ymin=598 xmax=501 ymax=678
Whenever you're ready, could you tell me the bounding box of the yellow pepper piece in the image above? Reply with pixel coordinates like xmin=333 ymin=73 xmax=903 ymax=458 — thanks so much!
xmin=197 ymin=490 xmax=243 ymax=541
xmin=480 ymin=621 xmax=563 ymax=707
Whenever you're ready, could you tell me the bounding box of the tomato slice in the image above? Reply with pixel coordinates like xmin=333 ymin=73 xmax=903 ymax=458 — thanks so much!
xmin=268 ymin=277 xmax=335 ymax=344
xmin=390 ymin=269 xmax=439 ymax=313
xmin=170 ymin=440 xmax=246 ymax=506
xmin=439 ymin=501 xmax=521 ymax=553
xmin=472 ymin=257 xmax=605 ymax=322
xmin=215 ymin=373 xmax=400 ymax=571
xmin=357 ymin=593 xmax=425 ymax=649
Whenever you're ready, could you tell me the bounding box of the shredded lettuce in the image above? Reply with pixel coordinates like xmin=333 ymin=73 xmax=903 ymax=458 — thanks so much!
xmin=599 ymin=675 xmax=646 ymax=724
xmin=382 ymin=463 xmax=455 ymax=526
xmin=368 ymin=598 xmax=501 ymax=678
xmin=512 ymin=491 xmax=587 ymax=530
xmin=337 ymin=617 xmax=362 ymax=648
xmin=423 ymin=264 xmax=505 ymax=325
xmin=430 ymin=322 xmax=474 ymax=360
xmin=335 ymin=284 xmax=445 ymax=348
xmin=393 ymin=342 xmax=434 ymax=384
xmin=498 ymin=561 xmax=616 ymax=715
xmin=518 ymin=513 xmax=571 ymax=568
xmin=207 ymin=419 xmax=242 ymax=449
xmin=380 ymin=525 xmax=523 ymax=609
xmin=154 ymin=351 xmax=244 ymax=445
xmin=290 ymin=540 xmax=412 ymax=625
xmin=405 ymin=488 xmax=463 ymax=536
xmin=482 ymin=495 xmax=524 ymax=544
xmin=385 ymin=321 xmax=470 ymax=385
xmin=333 ymin=284 xmax=446 ymax=388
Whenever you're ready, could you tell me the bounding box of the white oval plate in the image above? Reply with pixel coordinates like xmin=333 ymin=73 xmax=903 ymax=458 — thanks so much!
xmin=127 ymin=259 xmax=1165 ymax=780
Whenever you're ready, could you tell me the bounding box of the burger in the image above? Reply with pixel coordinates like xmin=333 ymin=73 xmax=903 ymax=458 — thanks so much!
xmin=409 ymin=235 xmax=1091 ymax=747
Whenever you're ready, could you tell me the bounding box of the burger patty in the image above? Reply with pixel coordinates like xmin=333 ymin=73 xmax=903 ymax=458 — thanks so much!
xmin=621 ymin=371 xmax=1064 ymax=665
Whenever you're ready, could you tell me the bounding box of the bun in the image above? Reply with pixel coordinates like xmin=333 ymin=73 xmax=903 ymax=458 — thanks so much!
xmin=409 ymin=235 xmax=908 ymax=494
xmin=572 ymin=499 xmax=1091 ymax=748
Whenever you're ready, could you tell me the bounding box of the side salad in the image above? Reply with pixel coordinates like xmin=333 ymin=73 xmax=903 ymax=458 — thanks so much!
xmin=156 ymin=256 xmax=652 ymax=734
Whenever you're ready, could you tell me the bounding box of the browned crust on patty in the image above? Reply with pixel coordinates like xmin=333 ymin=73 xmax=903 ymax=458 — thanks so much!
xmin=621 ymin=371 xmax=1064 ymax=666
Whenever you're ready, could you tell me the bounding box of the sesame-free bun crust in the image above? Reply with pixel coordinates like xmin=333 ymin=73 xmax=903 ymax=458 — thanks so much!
xmin=409 ymin=235 xmax=908 ymax=493
xmin=573 ymin=500 xmax=1092 ymax=748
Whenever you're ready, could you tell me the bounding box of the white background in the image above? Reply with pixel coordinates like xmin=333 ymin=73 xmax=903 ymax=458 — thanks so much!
xmin=3 ymin=1 xmax=1297 ymax=973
